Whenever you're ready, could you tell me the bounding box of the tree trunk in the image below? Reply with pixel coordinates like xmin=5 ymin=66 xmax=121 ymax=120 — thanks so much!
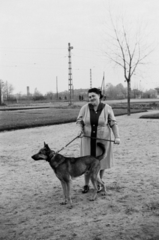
xmin=127 ymin=80 xmax=131 ymax=116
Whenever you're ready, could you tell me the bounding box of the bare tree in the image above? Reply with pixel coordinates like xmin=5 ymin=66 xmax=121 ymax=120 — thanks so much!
xmin=2 ymin=81 xmax=14 ymax=100
xmin=104 ymin=15 xmax=152 ymax=115
xmin=0 ymin=80 xmax=3 ymax=105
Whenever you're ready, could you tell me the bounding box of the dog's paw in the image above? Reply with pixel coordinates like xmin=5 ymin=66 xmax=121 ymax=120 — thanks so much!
xmin=67 ymin=204 xmax=73 ymax=209
xmin=60 ymin=201 xmax=67 ymax=205
xmin=89 ymin=195 xmax=97 ymax=201
xmin=101 ymin=192 xmax=106 ymax=196
xmin=89 ymin=198 xmax=95 ymax=201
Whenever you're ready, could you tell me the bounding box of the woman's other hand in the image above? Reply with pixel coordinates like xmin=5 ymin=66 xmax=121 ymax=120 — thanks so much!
xmin=114 ymin=138 xmax=120 ymax=144
xmin=78 ymin=130 xmax=84 ymax=137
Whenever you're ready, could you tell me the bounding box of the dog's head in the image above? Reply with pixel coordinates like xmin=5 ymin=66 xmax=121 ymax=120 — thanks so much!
xmin=32 ymin=142 xmax=55 ymax=161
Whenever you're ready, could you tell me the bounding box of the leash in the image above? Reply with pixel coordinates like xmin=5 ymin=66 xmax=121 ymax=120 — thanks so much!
xmin=56 ymin=133 xmax=115 ymax=154
xmin=82 ymin=135 xmax=115 ymax=143
xmin=56 ymin=133 xmax=82 ymax=153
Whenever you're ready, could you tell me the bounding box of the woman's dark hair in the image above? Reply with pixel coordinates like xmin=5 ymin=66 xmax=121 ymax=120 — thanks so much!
xmin=88 ymin=88 xmax=103 ymax=100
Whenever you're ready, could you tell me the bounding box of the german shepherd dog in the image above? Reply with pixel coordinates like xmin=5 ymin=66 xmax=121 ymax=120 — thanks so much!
xmin=32 ymin=142 xmax=106 ymax=208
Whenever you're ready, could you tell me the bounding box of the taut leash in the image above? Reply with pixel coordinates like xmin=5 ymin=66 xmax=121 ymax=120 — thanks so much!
xmin=56 ymin=133 xmax=82 ymax=153
xmin=56 ymin=133 xmax=115 ymax=154
xmin=82 ymin=135 xmax=115 ymax=143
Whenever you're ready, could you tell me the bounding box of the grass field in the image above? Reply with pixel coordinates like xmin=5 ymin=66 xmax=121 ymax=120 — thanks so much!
xmin=0 ymin=108 xmax=79 ymax=131
xmin=0 ymin=105 xmax=147 ymax=132
xmin=140 ymin=112 xmax=159 ymax=119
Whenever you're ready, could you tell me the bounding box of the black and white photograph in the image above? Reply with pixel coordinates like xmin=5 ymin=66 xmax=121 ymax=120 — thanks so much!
xmin=0 ymin=0 xmax=159 ymax=239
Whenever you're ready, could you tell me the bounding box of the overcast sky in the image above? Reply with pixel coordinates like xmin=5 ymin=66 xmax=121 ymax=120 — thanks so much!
xmin=0 ymin=0 xmax=159 ymax=95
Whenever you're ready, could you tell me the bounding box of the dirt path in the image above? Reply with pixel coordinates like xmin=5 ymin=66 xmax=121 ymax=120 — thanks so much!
xmin=0 ymin=111 xmax=159 ymax=240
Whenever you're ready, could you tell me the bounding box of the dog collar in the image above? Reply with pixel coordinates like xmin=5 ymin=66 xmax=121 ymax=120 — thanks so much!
xmin=46 ymin=151 xmax=56 ymax=162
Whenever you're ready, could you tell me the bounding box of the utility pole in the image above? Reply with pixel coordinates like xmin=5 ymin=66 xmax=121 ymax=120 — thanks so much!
xmin=68 ymin=43 xmax=73 ymax=105
xmin=90 ymin=69 xmax=92 ymax=88
xmin=56 ymin=76 xmax=58 ymax=100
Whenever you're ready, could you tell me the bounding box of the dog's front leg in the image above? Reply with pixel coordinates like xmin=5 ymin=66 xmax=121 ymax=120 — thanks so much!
xmin=60 ymin=181 xmax=68 ymax=205
xmin=66 ymin=180 xmax=73 ymax=208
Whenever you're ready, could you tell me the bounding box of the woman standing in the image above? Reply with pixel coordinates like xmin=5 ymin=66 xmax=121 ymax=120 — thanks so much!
xmin=76 ymin=88 xmax=120 ymax=193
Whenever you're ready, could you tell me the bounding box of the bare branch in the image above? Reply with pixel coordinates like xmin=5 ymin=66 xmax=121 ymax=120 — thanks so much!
xmin=104 ymin=51 xmax=124 ymax=68
xmin=104 ymin=9 xmax=153 ymax=87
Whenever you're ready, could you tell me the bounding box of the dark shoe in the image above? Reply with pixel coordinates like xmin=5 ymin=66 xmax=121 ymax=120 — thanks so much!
xmin=82 ymin=185 xmax=89 ymax=193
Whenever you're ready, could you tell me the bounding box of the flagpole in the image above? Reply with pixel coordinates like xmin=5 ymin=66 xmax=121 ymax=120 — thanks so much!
xmin=101 ymin=72 xmax=106 ymax=100
xmin=101 ymin=72 xmax=105 ymax=92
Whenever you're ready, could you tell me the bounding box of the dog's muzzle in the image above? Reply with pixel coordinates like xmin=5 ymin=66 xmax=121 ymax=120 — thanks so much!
xmin=32 ymin=154 xmax=39 ymax=160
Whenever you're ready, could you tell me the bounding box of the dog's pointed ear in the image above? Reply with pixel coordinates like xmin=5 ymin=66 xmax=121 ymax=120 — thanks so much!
xmin=44 ymin=142 xmax=50 ymax=150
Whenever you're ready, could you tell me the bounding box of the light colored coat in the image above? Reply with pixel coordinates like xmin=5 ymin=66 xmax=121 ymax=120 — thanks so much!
xmin=77 ymin=103 xmax=116 ymax=169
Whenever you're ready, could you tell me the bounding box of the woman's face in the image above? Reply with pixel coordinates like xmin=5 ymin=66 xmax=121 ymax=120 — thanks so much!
xmin=88 ymin=92 xmax=100 ymax=106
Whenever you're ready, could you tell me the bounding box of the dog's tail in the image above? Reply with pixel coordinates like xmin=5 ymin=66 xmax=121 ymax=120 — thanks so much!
xmin=96 ymin=142 xmax=105 ymax=161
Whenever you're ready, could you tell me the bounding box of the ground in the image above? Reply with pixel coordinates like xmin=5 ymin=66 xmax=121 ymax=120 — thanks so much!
xmin=0 ymin=111 xmax=159 ymax=240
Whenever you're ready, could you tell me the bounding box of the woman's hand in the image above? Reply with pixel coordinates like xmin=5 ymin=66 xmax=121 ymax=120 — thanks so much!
xmin=78 ymin=130 xmax=84 ymax=137
xmin=114 ymin=138 xmax=120 ymax=144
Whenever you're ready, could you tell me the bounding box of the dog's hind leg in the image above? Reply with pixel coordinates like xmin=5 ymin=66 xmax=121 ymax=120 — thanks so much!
xmin=97 ymin=178 xmax=107 ymax=196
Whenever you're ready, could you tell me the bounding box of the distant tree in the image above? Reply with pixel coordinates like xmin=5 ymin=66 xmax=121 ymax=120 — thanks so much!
xmin=0 ymin=80 xmax=3 ymax=104
xmin=142 ymin=89 xmax=157 ymax=99
xmin=104 ymin=14 xmax=152 ymax=115
xmin=1 ymin=80 xmax=14 ymax=100
xmin=45 ymin=91 xmax=54 ymax=100
xmin=131 ymin=89 xmax=143 ymax=99
xmin=105 ymin=83 xmax=127 ymax=99
xmin=105 ymin=84 xmax=116 ymax=99
xmin=15 ymin=92 xmax=22 ymax=103
xmin=115 ymin=83 xmax=126 ymax=99
xmin=33 ymin=88 xmax=44 ymax=100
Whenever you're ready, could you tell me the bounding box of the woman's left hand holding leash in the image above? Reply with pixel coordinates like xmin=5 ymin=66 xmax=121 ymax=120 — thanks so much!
xmin=114 ymin=138 xmax=120 ymax=144
xmin=78 ymin=131 xmax=84 ymax=138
